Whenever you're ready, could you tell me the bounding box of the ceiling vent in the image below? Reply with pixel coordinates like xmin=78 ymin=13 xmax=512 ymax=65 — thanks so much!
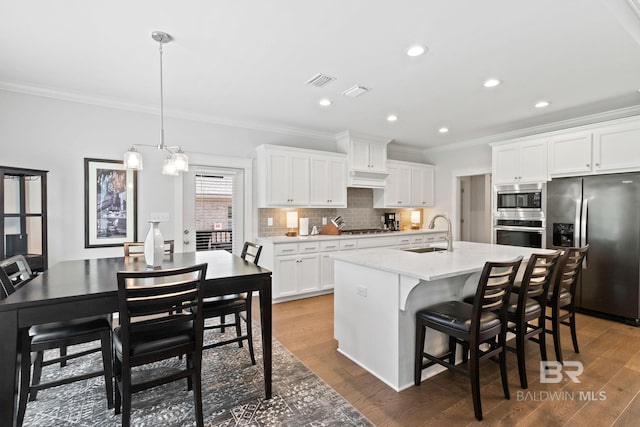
xmin=342 ymin=85 xmax=370 ymax=98
xmin=305 ymin=73 xmax=336 ymax=88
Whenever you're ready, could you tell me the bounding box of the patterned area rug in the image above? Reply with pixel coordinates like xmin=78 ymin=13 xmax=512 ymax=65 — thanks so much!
xmin=22 ymin=321 xmax=373 ymax=426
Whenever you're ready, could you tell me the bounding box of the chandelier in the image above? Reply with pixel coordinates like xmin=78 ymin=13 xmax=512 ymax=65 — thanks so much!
xmin=123 ymin=31 xmax=189 ymax=175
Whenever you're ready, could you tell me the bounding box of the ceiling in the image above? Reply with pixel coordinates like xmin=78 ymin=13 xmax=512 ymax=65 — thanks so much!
xmin=2 ymin=0 xmax=640 ymax=149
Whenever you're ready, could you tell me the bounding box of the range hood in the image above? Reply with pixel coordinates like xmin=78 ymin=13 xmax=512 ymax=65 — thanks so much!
xmin=348 ymin=169 xmax=389 ymax=188
xmin=336 ymin=130 xmax=390 ymax=189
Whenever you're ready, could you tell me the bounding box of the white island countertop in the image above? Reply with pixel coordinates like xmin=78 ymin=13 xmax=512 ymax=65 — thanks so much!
xmin=331 ymin=241 xmax=552 ymax=282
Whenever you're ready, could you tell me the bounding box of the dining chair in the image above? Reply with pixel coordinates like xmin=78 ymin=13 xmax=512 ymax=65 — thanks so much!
xmin=0 ymin=255 xmax=114 ymax=427
xmin=546 ymin=245 xmax=589 ymax=363
xmin=123 ymin=240 xmax=175 ymax=257
xmin=200 ymin=242 xmax=262 ymax=364
xmin=113 ymin=263 xmax=207 ymax=427
xmin=414 ymin=257 xmax=522 ymax=421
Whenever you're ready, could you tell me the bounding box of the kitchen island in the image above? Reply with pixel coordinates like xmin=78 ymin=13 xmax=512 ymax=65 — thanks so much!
xmin=332 ymin=241 xmax=552 ymax=391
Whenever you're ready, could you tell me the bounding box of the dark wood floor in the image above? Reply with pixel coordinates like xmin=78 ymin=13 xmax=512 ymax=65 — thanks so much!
xmin=254 ymin=294 xmax=640 ymax=426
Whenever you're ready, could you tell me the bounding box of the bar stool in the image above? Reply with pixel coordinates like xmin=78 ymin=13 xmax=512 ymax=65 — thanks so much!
xmin=546 ymin=245 xmax=589 ymax=363
xmin=414 ymin=257 xmax=522 ymax=421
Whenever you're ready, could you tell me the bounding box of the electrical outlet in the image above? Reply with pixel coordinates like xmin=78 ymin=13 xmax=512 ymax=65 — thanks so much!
xmin=149 ymin=212 xmax=170 ymax=222
xmin=356 ymin=286 xmax=367 ymax=297
xmin=267 ymin=217 xmax=273 ymax=226
xmin=322 ymin=217 xmax=327 ymax=225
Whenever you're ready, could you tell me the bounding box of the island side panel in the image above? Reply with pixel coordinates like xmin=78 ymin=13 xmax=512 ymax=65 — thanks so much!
xmin=334 ymin=260 xmax=402 ymax=390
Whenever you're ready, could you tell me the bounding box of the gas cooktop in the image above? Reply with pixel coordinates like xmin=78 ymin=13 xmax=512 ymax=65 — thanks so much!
xmin=340 ymin=228 xmax=394 ymax=235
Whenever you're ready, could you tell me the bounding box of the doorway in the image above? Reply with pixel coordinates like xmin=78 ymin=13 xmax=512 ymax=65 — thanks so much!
xmin=451 ymin=170 xmax=492 ymax=243
xmin=182 ymin=166 xmax=245 ymax=255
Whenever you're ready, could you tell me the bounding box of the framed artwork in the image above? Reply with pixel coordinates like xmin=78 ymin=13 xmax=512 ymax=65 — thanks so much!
xmin=84 ymin=158 xmax=138 ymax=248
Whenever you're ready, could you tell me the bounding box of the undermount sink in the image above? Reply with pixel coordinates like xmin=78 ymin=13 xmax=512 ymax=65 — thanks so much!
xmin=403 ymin=246 xmax=446 ymax=253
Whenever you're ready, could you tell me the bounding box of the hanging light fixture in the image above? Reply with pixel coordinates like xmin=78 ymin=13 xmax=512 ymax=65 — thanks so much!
xmin=124 ymin=31 xmax=189 ymax=175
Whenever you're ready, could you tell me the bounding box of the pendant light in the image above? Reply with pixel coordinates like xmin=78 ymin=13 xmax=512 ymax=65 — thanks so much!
xmin=124 ymin=31 xmax=189 ymax=175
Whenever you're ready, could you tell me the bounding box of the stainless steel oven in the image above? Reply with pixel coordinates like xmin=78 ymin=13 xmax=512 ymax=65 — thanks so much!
xmin=493 ymin=183 xmax=546 ymax=248
xmin=494 ymin=219 xmax=545 ymax=248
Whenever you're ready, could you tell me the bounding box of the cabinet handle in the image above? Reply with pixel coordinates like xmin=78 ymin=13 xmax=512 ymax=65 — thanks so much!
xmin=595 ymin=163 xmax=599 ymax=167
xmin=325 ymin=245 xmax=337 ymax=249
xmin=586 ymin=164 xmax=590 ymax=168
xmin=282 ymin=249 xmax=295 ymax=252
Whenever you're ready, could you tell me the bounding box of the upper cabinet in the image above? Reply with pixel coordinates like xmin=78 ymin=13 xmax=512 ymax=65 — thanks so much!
xmin=336 ymin=131 xmax=390 ymax=188
xmin=492 ymin=139 xmax=547 ymax=184
xmin=374 ymin=160 xmax=435 ymax=208
xmin=548 ymin=121 xmax=640 ymax=177
xmin=257 ymin=146 xmax=310 ymax=207
xmin=309 ymin=154 xmax=347 ymax=207
xmin=257 ymin=145 xmax=348 ymax=208
xmin=547 ymin=132 xmax=593 ymax=177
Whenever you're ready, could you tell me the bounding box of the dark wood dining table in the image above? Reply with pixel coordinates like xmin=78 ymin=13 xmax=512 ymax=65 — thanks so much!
xmin=0 ymin=250 xmax=272 ymax=427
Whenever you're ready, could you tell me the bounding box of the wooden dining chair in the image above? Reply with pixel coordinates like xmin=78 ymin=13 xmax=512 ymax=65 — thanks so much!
xmin=113 ymin=263 xmax=208 ymax=427
xmin=200 ymin=242 xmax=262 ymax=364
xmin=415 ymin=257 xmax=522 ymax=421
xmin=0 ymin=255 xmax=113 ymax=427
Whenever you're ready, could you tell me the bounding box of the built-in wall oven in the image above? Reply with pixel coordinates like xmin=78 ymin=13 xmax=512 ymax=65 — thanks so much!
xmin=493 ymin=183 xmax=546 ymax=249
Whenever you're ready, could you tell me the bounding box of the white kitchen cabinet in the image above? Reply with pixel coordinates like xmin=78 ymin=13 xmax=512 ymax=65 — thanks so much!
xmin=382 ymin=163 xmax=412 ymax=207
xmin=547 ymin=132 xmax=592 ymax=177
xmin=374 ymin=160 xmax=435 ymax=207
xmin=273 ymin=252 xmax=319 ymax=298
xmin=309 ymin=154 xmax=347 ymax=207
xmin=493 ymin=140 xmax=547 ymax=184
xmin=592 ymin=122 xmax=640 ymax=173
xmin=336 ymin=131 xmax=390 ymax=188
xmin=410 ymin=164 xmax=435 ymax=207
xmin=349 ymin=138 xmax=387 ymax=173
xmin=257 ymin=146 xmax=309 ymax=207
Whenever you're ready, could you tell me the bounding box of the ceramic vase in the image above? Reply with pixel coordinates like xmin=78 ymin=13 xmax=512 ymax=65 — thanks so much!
xmin=144 ymin=221 xmax=164 ymax=267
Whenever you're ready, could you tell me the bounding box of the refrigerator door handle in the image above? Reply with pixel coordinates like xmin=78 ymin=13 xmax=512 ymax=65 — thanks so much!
xmin=574 ymin=198 xmax=581 ymax=249
xmin=581 ymin=198 xmax=588 ymax=269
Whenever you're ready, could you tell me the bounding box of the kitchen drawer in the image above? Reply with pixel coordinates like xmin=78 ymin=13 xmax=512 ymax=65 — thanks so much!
xmin=274 ymin=243 xmax=298 ymax=256
xmin=299 ymin=242 xmax=320 ymax=253
xmin=396 ymin=235 xmax=412 ymax=246
xmin=410 ymin=235 xmax=425 ymax=245
xmin=320 ymin=241 xmax=341 ymax=252
xmin=425 ymin=233 xmax=446 ymax=243
xmin=339 ymin=240 xmax=358 ymax=250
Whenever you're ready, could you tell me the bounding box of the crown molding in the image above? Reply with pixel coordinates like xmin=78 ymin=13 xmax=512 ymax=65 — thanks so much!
xmin=0 ymin=81 xmax=336 ymax=142
xmin=425 ymin=104 xmax=640 ymax=154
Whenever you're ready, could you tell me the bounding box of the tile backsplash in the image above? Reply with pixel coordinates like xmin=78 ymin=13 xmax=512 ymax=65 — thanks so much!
xmin=258 ymin=188 xmax=428 ymax=237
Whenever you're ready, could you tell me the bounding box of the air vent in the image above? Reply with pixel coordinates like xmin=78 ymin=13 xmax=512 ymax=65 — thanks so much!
xmin=342 ymin=85 xmax=370 ymax=98
xmin=305 ymin=73 xmax=336 ymax=88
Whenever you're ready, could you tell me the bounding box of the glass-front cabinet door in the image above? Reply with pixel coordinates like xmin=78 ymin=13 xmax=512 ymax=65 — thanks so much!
xmin=1 ymin=166 xmax=48 ymax=272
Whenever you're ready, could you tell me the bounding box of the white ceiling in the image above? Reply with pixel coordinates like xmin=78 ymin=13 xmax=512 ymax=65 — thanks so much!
xmin=2 ymin=0 xmax=640 ymax=149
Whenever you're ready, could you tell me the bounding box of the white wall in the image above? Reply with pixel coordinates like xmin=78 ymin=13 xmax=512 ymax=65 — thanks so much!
xmin=424 ymin=143 xmax=492 ymax=236
xmin=0 ymin=90 xmax=333 ymax=266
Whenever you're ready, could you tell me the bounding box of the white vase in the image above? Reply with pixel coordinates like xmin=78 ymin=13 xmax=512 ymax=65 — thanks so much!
xmin=144 ymin=221 xmax=164 ymax=267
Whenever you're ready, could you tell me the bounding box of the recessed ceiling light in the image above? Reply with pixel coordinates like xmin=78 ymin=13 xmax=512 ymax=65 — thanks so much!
xmin=387 ymin=114 xmax=398 ymax=122
xmin=406 ymin=45 xmax=426 ymax=57
xmin=483 ymin=78 xmax=501 ymax=88
xmin=438 ymin=127 xmax=449 ymax=134
xmin=535 ymin=100 xmax=551 ymax=108
xmin=319 ymin=99 xmax=332 ymax=107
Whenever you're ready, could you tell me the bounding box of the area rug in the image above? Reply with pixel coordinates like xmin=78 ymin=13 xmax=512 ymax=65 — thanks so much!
xmin=21 ymin=321 xmax=373 ymax=427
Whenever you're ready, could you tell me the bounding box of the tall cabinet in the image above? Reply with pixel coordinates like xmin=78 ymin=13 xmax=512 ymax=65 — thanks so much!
xmin=0 ymin=166 xmax=48 ymax=272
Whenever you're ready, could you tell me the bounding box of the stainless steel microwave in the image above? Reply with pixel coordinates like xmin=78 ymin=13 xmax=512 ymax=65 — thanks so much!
xmin=495 ymin=183 xmax=545 ymax=211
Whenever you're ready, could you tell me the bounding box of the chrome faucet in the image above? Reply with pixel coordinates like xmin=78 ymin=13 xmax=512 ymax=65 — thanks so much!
xmin=428 ymin=214 xmax=454 ymax=252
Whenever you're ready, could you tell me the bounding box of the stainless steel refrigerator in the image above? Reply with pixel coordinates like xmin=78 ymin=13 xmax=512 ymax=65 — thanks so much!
xmin=546 ymin=172 xmax=640 ymax=325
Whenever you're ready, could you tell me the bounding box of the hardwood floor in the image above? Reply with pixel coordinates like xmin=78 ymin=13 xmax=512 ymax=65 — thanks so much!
xmin=254 ymin=294 xmax=640 ymax=426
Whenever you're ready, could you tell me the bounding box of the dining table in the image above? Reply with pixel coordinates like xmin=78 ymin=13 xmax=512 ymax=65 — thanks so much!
xmin=0 ymin=250 xmax=272 ymax=427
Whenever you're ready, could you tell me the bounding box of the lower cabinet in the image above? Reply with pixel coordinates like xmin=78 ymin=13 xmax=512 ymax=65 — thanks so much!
xmin=274 ymin=253 xmax=320 ymax=298
xmin=259 ymin=231 xmax=447 ymax=302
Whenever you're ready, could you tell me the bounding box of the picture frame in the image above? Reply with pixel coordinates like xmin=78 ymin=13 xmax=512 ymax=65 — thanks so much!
xmin=84 ymin=158 xmax=138 ymax=248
